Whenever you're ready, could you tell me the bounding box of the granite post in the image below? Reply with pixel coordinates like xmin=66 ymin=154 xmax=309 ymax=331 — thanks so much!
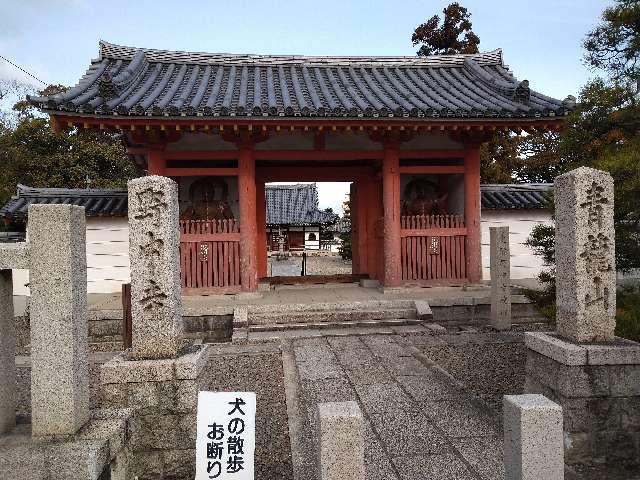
xmin=0 ymin=242 xmax=28 ymax=434
xmin=0 ymin=270 xmax=16 ymax=434
xmin=503 ymin=394 xmax=564 ymax=480
xmin=317 ymin=401 xmax=365 ymax=480
xmin=524 ymin=167 xmax=640 ymax=474
xmin=555 ymin=167 xmax=615 ymax=342
xmin=128 ymin=176 xmax=182 ymax=359
xmin=28 ymin=205 xmax=89 ymax=436
xmin=490 ymin=226 xmax=511 ymax=330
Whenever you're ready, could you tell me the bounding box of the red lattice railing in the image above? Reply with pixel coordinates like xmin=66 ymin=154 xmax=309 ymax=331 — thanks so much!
xmin=400 ymin=214 xmax=467 ymax=282
xmin=179 ymin=219 xmax=241 ymax=293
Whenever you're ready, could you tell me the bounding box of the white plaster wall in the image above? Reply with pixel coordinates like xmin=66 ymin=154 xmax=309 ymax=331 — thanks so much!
xmin=12 ymin=217 xmax=131 ymax=296
xmin=481 ymin=210 xmax=553 ymax=280
xmin=12 ymin=209 xmax=553 ymax=295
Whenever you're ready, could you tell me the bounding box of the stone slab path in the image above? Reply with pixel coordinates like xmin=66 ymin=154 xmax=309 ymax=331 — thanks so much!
xmin=286 ymin=333 xmax=505 ymax=480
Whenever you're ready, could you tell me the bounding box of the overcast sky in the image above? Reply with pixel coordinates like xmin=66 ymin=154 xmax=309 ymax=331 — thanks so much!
xmin=0 ymin=0 xmax=610 ymax=214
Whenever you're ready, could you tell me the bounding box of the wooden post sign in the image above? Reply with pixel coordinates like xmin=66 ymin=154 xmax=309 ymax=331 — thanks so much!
xmin=196 ymin=391 xmax=257 ymax=480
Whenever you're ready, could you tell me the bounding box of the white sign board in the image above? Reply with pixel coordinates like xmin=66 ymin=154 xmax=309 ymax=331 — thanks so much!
xmin=196 ymin=391 xmax=256 ymax=480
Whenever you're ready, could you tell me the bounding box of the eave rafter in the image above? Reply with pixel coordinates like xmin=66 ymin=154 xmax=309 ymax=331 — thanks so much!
xmin=51 ymin=113 xmax=566 ymax=142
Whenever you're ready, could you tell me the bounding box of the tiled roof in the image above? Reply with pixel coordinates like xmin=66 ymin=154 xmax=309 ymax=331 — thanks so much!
xmin=266 ymin=184 xmax=338 ymax=226
xmin=0 ymin=184 xmax=128 ymax=219
xmin=27 ymin=41 xmax=573 ymax=119
xmin=480 ymin=183 xmax=551 ymax=210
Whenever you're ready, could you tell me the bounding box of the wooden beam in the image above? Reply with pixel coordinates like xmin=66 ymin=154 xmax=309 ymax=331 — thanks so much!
xmin=401 ymin=228 xmax=467 ymax=237
xmin=49 ymin=113 xmax=568 ymax=133
xmin=399 ymin=165 xmax=465 ymax=174
xmin=163 ymin=167 xmax=239 ymax=176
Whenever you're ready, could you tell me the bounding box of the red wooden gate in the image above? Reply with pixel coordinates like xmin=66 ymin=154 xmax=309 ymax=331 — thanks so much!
xmin=180 ymin=219 xmax=241 ymax=294
xmin=400 ymin=214 xmax=467 ymax=284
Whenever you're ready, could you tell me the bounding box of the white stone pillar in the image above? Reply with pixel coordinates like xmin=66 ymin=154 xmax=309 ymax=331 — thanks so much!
xmin=555 ymin=167 xmax=616 ymax=342
xmin=28 ymin=205 xmax=89 ymax=436
xmin=490 ymin=226 xmax=511 ymax=330
xmin=504 ymin=394 xmax=564 ymax=480
xmin=317 ymin=401 xmax=365 ymax=480
xmin=128 ymin=176 xmax=182 ymax=359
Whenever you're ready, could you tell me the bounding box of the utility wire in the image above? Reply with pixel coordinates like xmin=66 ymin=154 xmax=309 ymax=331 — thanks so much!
xmin=0 ymin=53 xmax=47 ymax=85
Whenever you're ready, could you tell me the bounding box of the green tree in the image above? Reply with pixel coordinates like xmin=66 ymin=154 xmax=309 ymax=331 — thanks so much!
xmin=0 ymin=83 xmax=136 ymax=209
xmin=583 ymin=0 xmax=640 ymax=80
xmin=523 ymin=0 xmax=640 ymax=339
xmin=412 ymin=3 xmax=480 ymax=56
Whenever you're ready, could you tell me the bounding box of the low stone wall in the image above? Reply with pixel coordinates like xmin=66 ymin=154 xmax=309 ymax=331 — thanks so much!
xmin=429 ymin=294 xmax=542 ymax=326
xmin=525 ymin=333 xmax=640 ymax=479
xmin=98 ymin=343 xmax=293 ymax=480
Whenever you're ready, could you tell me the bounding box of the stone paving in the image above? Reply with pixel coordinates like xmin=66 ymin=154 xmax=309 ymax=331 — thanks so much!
xmin=288 ymin=332 xmax=505 ymax=480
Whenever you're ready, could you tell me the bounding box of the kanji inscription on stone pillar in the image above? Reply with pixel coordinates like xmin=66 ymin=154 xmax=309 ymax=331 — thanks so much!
xmin=555 ymin=167 xmax=616 ymax=342
xmin=128 ymin=176 xmax=182 ymax=359
xmin=490 ymin=226 xmax=511 ymax=330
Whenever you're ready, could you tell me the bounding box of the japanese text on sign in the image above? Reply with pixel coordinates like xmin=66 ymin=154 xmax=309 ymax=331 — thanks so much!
xmin=196 ymin=391 xmax=256 ymax=480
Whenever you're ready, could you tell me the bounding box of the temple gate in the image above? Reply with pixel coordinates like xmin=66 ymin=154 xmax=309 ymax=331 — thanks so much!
xmin=29 ymin=41 xmax=571 ymax=293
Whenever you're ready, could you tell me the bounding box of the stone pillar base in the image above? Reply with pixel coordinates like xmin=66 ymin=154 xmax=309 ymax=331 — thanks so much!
xmin=525 ymin=332 xmax=640 ymax=476
xmin=100 ymin=345 xmax=210 ymax=479
xmin=0 ymin=408 xmax=132 ymax=480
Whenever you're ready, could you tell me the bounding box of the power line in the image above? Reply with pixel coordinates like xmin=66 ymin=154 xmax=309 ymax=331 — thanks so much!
xmin=0 ymin=53 xmax=47 ymax=85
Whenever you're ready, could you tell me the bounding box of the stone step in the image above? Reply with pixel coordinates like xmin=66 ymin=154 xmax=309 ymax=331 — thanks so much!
xmin=248 ymin=317 xmax=422 ymax=332
xmin=249 ymin=308 xmax=417 ymax=326
xmin=246 ymin=299 xmax=416 ymax=314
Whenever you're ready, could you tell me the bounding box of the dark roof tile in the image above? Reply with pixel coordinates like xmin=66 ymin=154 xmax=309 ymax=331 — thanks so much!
xmin=480 ymin=184 xmax=551 ymax=210
xmin=265 ymin=184 xmax=338 ymax=226
xmin=28 ymin=41 xmax=570 ymax=119
xmin=0 ymin=184 xmax=128 ymax=219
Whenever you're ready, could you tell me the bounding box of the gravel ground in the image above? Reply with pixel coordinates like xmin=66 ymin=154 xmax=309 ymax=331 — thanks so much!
xmin=268 ymin=254 xmax=351 ymax=277
xmin=418 ymin=334 xmax=527 ymax=416
xmin=204 ymin=347 xmax=293 ymax=480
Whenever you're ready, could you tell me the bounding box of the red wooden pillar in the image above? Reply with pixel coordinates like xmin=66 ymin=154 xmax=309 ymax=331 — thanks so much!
xmin=464 ymin=143 xmax=482 ymax=283
xmin=147 ymin=149 xmax=166 ymax=175
xmin=382 ymin=143 xmax=401 ymax=287
xmin=238 ymin=146 xmax=258 ymax=291
xmin=256 ymin=179 xmax=268 ymax=278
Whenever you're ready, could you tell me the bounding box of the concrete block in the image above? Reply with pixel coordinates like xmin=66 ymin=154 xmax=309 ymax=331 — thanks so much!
xmin=584 ymin=340 xmax=640 ymax=365
xmin=28 ymin=204 xmax=89 ymax=437
xmin=109 ymin=449 xmax=130 ymax=480
xmin=233 ymin=306 xmax=248 ymax=326
xmin=524 ymin=332 xmax=587 ymax=365
xmin=317 ymin=401 xmax=365 ymax=480
xmin=46 ymin=438 xmax=110 ymax=480
xmin=609 ymin=365 xmax=640 ymax=396
xmin=0 ymin=242 xmax=28 ymax=269
xmin=490 ymin=226 xmax=511 ymax=330
xmin=174 ymin=345 xmax=209 ymax=380
xmin=503 ymin=394 xmax=564 ymax=480
xmin=128 ymin=176 xmax=182 ymax=359
xmin=100 ymin=354 xmax=176 ymax=384
xmin=556 ymin=365 xmax=609 ymax=398
xmin=232 ymin=327 xmax=249 ymax=344
xmin=414 ymin=300 xmax=433 ymax=320
xmin=0 ymin=270 xmax=16 ymax=434
xmin=175 ymin=379 xmax=202 ymax=412
xmin=129 ymin=414 xmax=194 ymax=451
xmin=424 ymin=323 xmax=447 ymax=334
xmin=555 ymin=167 xmax=616 ymax=342
xmin=359 ymin=278 xmax=380 ymax=289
